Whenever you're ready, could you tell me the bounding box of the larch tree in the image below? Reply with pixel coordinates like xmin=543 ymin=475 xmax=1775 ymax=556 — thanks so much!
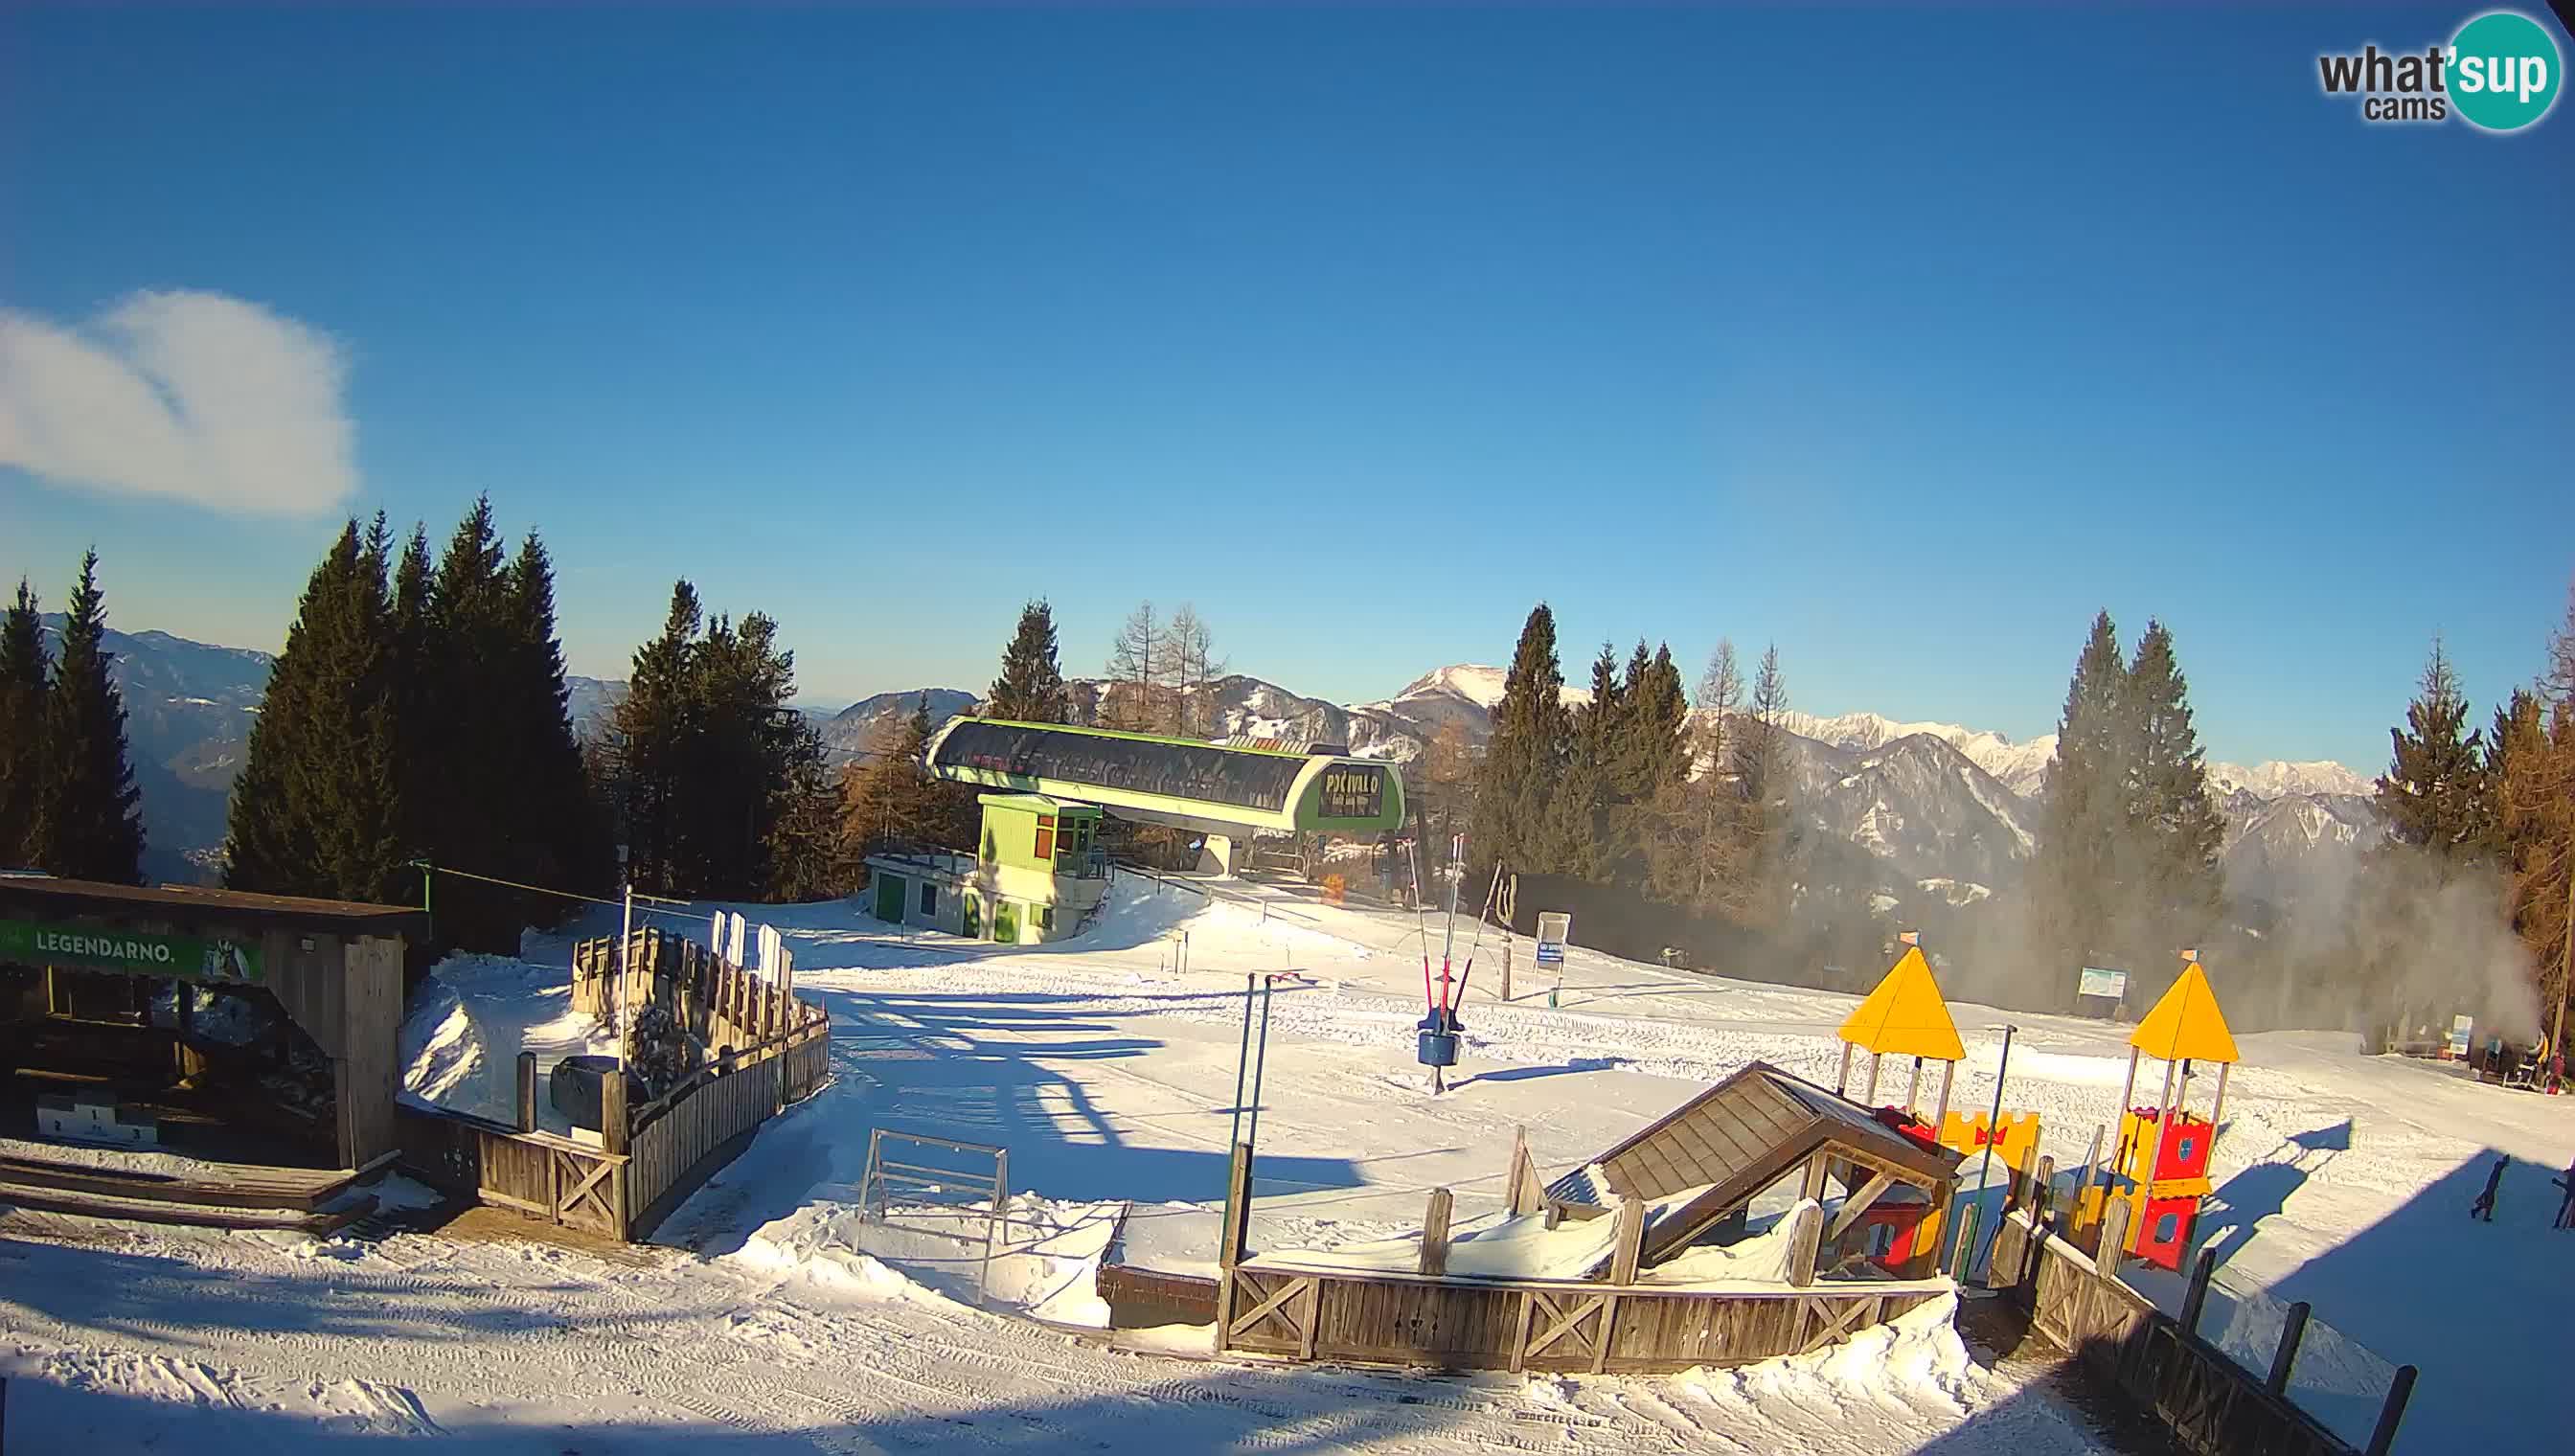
xmin=988 ymin=600 xmax=1072 ymax=723
xmin=1104 ymin=602 xmax=1167 ymax=732
xmin=0 ymin=580 xmax=50 ymax=868
xmin=1646 ymin=639 xmax=1743 ymax=913
xmin=1730 ymin=643 xmax=1792 ymax=929
xmin=34 ymin=550 xmax=146 ymax=883
xmin=1168 ymin=604 xmax=1223 ymax=739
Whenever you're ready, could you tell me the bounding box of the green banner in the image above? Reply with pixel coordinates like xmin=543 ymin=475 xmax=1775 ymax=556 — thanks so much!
xmin=0 ymin=917 xmax=263 ymax=983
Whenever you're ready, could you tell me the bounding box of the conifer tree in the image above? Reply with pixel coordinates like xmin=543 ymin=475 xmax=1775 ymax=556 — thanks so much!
xmin=2122 ymin=620 xmax=2225 ymax=937
xmin=34 ymin=551 xmax=145 ymax=882
xmin=225 ymin=519 xmax=404 ymax=900
xmin=2498 ymin=583 xmax=2575 ymax=1051
xmin=613 ymin=581 xmax=704 ymax=892
xmin=989 ymin=600 xmax=1072 ymax=723
xmin=2033 ymin=611 xmax=2129 ymax=969
xmin=501 ymin=531 xmax=608 ymax=899
xmin=1551 ymin=642 xmax=1627 ymax=879
xmin=1467 ymin=604 xmax=1570 ymax=892
xmin=0 ymin=580 xmax=49 ymax=867
xmin=2377 ymin=639 xmax=2491 ymax=858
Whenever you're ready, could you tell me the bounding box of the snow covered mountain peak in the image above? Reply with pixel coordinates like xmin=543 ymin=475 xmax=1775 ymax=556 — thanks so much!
xmin=2205 ymin=760 xmax=2375 ymax=801
xmin=1388 ymin=664 xmax=1593 ymax=712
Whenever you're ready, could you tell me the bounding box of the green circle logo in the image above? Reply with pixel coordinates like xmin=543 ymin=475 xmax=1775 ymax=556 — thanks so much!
xmin=2450 ymin=11 xmax=2563 ymax=131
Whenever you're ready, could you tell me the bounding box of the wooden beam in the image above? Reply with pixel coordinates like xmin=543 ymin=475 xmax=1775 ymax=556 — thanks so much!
xmin=516 ymin=1051 xmax=538 ymax=1133
xmin=1525 ymin=1293 xmax=1608 ymax=1357
xmin=1507 ymin=1126 xmax=1544 ymax=1217
xmin=1418 ymin=1188 xmax=1453 ymax=1276
xmin=1609 ymin=1195 xmax=1646 ymax=1285
xmin=1219 ymin=1141 xmax=1253 ymax=1269
xmin=1826 ymin=1172 xmax=1897 ymax=1240
xmin=1226 ymin=1274 xmax=1310 ymax=1340
xmin=1788 ymin=1200 xmax=1823 ymax=1287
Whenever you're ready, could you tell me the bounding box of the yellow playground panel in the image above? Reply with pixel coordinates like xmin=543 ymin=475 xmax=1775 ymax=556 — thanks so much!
xmin=2075 ymin=957 xmax=2238 ymax=1271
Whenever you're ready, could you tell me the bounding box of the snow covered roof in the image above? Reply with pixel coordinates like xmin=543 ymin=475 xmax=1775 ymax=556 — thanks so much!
xmin=1545 ymin=1061 xmax=1963 ymax=1266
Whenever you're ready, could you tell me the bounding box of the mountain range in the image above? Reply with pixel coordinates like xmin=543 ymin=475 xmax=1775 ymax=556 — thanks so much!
xmin=36 ymin=625 xmax=2382 ymax=915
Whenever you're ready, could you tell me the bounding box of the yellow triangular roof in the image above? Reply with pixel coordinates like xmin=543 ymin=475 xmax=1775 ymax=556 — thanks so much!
xmin=1837 ymin=946 xmax=1966 ymax=1061
xmin=2131 ymin=962 xmax=2239 ymax=1064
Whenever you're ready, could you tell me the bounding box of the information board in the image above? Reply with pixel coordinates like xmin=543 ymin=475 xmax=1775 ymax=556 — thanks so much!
xmin=2077 ymin=966 xmax=2129 ymax=1000
xmin=1536 ymin=911 xmax=1571 ymax=967
xmin=0 ymin=917 xmax=262 ymax=983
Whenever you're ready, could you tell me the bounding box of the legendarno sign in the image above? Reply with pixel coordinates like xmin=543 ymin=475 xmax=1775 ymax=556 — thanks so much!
xmin=0 ymin=918 xmax=263 ymax=983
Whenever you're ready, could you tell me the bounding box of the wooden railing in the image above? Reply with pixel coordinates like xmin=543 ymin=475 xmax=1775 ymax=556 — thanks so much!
xmin=406 ymin=927 xmax=832 ymax=1243
xmin=625 ymin=1012 xmax=831 ymax=1240
xmin=1989 ymin=1209 xmax=2414 ymax=1456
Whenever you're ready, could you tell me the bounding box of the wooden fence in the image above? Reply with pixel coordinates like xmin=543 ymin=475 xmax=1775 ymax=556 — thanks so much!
xmin=397 ymin=1105 xmax=628 ymax=1239
xmin=573 ymin=926 xmax=810 ymax=1055
xmin=626 ymin=1011 xmax=832 ymax=1240
xmin=403 ymin=928 xmax=832 ymax=1242
xmin=1214 ymin=1263 xmax=1940 ymax=1373
xmin=1990 ymin=1209 xmax=2414 ymax=1456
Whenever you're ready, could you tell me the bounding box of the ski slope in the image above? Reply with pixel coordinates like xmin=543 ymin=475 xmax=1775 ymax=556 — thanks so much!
xmin=8 ymin=870 xmax=2565 ymax=1452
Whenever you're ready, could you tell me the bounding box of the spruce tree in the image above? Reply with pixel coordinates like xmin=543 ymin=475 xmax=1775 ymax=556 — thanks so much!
xmin=0 ymin=580 xmax=49 ymax=867
xmin=2378 ymin=639 xmax=2491 ymax=858
xmin=2123 ymin=621 xmax=2225 ymax=939
xmin=1551 ymin=642 xmax=1627 ymax=879
xmin=34 ymin=551 xmax=146 ymax=882
xmin=1467 ymin=604 xmax=1570 ymax=892
xmin=502 ymin=531 xmax=607 ymax=899
xmin=1647 ymin=640 xmax=1743 ymax=913
xmin=612 ymin=581 xmax=704 ymax=893
xmin=225 ymin=519 xmax=405 ymax=900
xmin=2033 ymin=611 xmax=2129 ymax=971
xmin=989 ymin=600 xmax=1072 ymax=722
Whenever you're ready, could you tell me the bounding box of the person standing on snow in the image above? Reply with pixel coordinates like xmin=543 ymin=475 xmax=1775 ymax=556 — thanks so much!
xmin=2552 ymin=1156 xmax=2575 ymax=1230
xmin=2470 ymin=1153 xmax=2509 ymax=1222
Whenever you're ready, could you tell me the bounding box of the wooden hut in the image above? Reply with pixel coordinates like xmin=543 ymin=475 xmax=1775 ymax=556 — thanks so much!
xmin=0 ymin=876 xmax=419 ymax=1227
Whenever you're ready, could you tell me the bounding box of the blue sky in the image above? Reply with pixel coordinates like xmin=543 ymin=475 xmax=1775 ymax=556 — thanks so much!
xmin=3 ymin=5 xmax=2569 ymax=768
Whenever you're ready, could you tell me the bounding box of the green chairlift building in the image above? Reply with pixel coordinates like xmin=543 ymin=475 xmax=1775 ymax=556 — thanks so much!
xmin=861 ymin=719 xmax=1406 ymax=945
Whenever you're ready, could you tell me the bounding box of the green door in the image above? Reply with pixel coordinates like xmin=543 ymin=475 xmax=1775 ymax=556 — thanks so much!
xmin=993 ymin=900 xmax=1019 ymax=944
xmin=875 ymin=874 xmax=904 ymax=922
xmin=963 ymin=895 xmax=981 ymax=939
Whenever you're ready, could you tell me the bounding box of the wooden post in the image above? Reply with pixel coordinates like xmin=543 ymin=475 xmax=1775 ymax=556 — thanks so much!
xmin=2098 ymin=1194 xmax=2131 ymax=1272
xmin=1500 ymin=933 xmax=1512 ymax=1003
xmin=1862 ymin=1052 xmax=1881 ymax=1103
xmin=1835 ymin=1041 xmax=1856 ymax=1094
xmin=516 ymin=1051 xmax=538 ymax=1133
xmin=1787 ymin=1200 xmax=1823 ymax=1287
xmin=1904 ymin=1056 xmax=1924 ymax=1118
xmin=1418 ymin=1188 xmax=1454 ymax=1276
xmin=1609 ymin=1195 xmax=1647 ymax=1285
xmin=2034 ymin=1155 xmax=2057 ymax=1222
xmin=1219 ymin=1141 xmax=1253 ymax=1269
xmin=1800 ymin=1150 xmax=1830 ymax=1203
xmin=1507 ymin=1126 xmax=1542 ymax=1217
xmin=1948 ymin=1203 xmax=1981 ymax=1281
xmin=2179 ymin=1246 xmax=2217 ymax=1338
xmin=1826 ymin=1172 xmax=1896 ymax=1240
xmin=601 ymin=1067 xmax=628 ymax=1156
xmin=2366 ymin=1366 xmax=2419 ymax=1456
xmin=2267 ymin=1302 xmax=2311 ymax=1395
xmin=1932 ymin=1059 xmax=1954 ymax=1128
xmin=2210 ymin=1060 xmax=2232 ymax=1133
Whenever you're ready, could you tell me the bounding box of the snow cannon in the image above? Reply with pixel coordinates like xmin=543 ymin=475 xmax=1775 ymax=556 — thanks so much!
xmin=2077 ymin=956 xmax=2238 ymax=1272
xmin=1416 ymin=1008 xmax=1462 ymax=1068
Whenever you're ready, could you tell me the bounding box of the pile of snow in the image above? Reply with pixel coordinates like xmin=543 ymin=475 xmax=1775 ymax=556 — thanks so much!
xmin=1673 ymin=1292 xmax=1979 ymax=1422
xmin=730 ymin=1191 xmax=1124 ymax=1326
xmin=397 ymin=953 xmax=618 ymax=1133
xmin=1261 ymin=1183 xmax=1815 ymax=1285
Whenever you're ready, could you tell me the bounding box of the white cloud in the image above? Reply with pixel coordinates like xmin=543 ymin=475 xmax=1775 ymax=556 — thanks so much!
xmin=0 ymin=289 xmax=356 ymax=516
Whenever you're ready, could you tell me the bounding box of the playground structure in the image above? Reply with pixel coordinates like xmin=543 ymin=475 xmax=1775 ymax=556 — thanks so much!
xmin=2075 ymin=955 xmax=2238 ymax=1272
xmin=1832 ymin=942 xmax=2044 ymax=1273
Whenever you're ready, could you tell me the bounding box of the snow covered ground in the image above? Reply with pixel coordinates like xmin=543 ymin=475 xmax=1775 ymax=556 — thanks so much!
xmin=9 ymin=869 xmax=2569 ymax=1451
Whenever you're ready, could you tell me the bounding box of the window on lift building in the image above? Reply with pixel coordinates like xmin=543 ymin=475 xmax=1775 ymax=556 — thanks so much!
xmin=1036 ymin=814 xmax=1056 ymax=862
xmin=920 ymin=882 xmax=937 ymax=916
xmin=1038 ymin=906 xmax=1054 ymax=932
